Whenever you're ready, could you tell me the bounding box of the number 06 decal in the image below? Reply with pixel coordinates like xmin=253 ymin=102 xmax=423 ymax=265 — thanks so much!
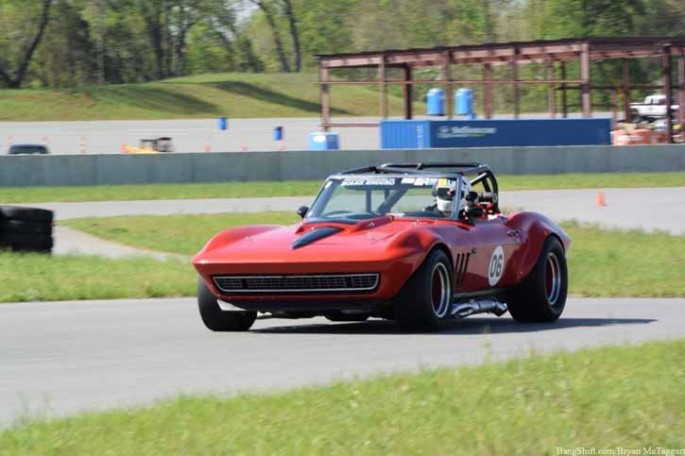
xmin=488 ymin=245 xmax=505 ymax=286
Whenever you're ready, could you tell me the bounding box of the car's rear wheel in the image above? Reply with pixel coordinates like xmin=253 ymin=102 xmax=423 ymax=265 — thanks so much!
xmin=197 ymin=277 xmax=256 ymax=332
xmin=394 ymin=249 xmax=452 ymax=332
xmin=506 ymin=236 xmax=568 ymax=323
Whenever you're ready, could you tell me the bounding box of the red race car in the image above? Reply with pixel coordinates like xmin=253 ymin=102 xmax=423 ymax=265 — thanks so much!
xmin=193 ymin=163 xmax=571 ymax=332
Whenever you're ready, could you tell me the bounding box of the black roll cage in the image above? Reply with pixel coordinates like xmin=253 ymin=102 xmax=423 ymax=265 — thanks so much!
xmin=338 ymin=162 xmax=500 ymax=212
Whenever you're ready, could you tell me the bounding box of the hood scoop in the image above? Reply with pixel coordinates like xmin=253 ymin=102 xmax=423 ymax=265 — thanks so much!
xmin=292 ymin=226 xmax=342 ymax=250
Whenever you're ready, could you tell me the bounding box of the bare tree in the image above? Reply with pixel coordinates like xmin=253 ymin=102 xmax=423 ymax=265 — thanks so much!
xmin=282 ymin=0 xmax=301 ymax=72
xmin=248 ymin=0 xmax=291 ymax=72
xmin=172 ymin=0 xmax=203 ymax=76
xmin=140 ymin=1 xmax=168 ymax=79
xmin=0 ymin=0 xmax=54 ymax=88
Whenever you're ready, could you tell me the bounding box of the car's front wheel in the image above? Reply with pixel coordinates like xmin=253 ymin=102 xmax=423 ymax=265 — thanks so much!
xmin=506 ymin=236 xmax=568 ymax=323
xmin=197 ymin=277 xmax=256 ymax=331
xmin=394 ymin=249 xmax=453 ymax=332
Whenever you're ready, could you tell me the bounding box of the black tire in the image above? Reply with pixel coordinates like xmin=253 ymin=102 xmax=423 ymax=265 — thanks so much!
xmin=0 ymin=220 xmax=52 ymax=236
xmin=0 ymin=233 xmax=53 ymax=250
xmin=394 ymin=249 xmax=453 ymax=332
xmin=197 ymin=277 xmax=256 ymax=332
xmin=0 ymin=206 xmax=54 ymax=224
xmin=506 ymin=236 xmax=568 ymax=323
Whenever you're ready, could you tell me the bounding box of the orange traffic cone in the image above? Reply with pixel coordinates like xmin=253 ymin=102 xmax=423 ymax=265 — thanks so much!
xmin=596 ymin=190 xmax=606 ymax=207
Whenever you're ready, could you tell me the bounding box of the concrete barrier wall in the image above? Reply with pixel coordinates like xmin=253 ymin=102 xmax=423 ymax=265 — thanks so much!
xmin=1 ymin=145 xmax=684 ymax=187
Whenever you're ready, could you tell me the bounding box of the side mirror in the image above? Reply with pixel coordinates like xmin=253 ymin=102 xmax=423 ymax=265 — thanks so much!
xmin=296 ymin=205 xmax=309 ymax=219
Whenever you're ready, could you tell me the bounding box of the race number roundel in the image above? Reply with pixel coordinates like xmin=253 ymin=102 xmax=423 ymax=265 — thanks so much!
xmin=488 ymin=246 xmax=505 ymax=286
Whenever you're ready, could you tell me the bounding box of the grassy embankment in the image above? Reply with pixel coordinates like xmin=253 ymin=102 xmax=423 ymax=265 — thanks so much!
xmin=0 ymin=71 xmax=579 ymax=123
xmin=1 ymin=339 xmax=683 ymax=455
xmin=0 ymin=172 xmax=684 ymax=203
xmin=1 ymin=213 xmax=683 ymax=302
xmin=0 ymin=73 xmax=403 ymax=122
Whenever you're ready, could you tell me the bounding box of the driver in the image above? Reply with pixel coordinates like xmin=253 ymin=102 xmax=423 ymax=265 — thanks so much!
xmin=431 ymin=179 xmax=470 ymax=217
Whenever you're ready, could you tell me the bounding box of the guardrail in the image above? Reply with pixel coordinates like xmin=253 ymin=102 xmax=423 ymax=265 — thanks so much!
xmin=1 ymin=145 xmax=683 ymax=187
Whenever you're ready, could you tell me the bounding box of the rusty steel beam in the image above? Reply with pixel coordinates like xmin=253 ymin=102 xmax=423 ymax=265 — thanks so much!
xmin=678 ymin=52 xmax=685 ymax=135
xmin=663 ymin=46 xmax=674 ymax=143
xmin=580 ymin=44 xmax=592 ymax=117
xmin=483 ymin=64 xmax=494 ymax=119
xmin=403 ymin=64 xmax=413 ymax=120
xmin=560 ymin=62 xmax=568 ymax=118
xmin=320 ymin=65 xmax=330 ymax=132
xmin=316 ymin=36 xmax=685 ymax=129
xmin=379 ymin=56 xmax=388 ymax=119
xmin=547 ymin=62 xmax=556 ymax=118
xmin=512 ymin=46 xmax=520 ymax=119
xmin=323 ymin=122 xmax=379 ymax=128
xmin=444 ymin=51 xmax=454 ymax=119
xmin=622 ymin=59 xmax=632 ymax=121
xmin=317 ymin=78 xmax=586 ymax=85
xmin=610 ymin=89 xmax=618 ymax=130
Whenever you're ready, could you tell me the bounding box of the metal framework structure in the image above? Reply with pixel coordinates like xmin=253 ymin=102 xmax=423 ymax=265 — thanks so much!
xmin=316 ymin=37 xmax=685 ymax=142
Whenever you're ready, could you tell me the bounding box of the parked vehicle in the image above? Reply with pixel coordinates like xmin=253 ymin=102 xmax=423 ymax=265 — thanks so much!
xmin=630 ymin=94 xmax=678 ymax=121
xmin=193 ymin=163 xmax=571 ymax=332
xmin=7 ymin=144 xmax=49 ymax=155
xmin=122 ymin=137 xmax=174 ymax=154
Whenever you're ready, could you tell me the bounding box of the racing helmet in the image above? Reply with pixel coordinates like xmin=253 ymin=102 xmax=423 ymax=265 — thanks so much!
xmin=432 ymin=179 xmax=458 ymax=213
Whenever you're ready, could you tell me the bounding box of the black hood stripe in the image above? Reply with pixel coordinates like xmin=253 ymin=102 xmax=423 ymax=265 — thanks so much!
xmin=292 ymin=226 xmax=342 ymax=249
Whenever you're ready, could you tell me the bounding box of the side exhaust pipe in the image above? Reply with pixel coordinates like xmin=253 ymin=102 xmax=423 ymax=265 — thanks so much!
xmin=451 ymin=298 xmax=508 ymax=318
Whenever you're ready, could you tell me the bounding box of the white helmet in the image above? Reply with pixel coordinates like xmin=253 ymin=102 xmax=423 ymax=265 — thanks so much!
xmin=433 ymin=179 xmax=458 ymax=213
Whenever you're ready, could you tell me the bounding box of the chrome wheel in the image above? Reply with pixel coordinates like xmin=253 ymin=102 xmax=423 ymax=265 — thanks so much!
xmin=431 ymin=263 xmax=451 ymax=318
xmin=545 ymin=252 xmax=562 ymax=306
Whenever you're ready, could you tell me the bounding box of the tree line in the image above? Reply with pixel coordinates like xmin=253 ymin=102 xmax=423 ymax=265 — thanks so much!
xmin=0 ymin=0 xmax=684 ymax=89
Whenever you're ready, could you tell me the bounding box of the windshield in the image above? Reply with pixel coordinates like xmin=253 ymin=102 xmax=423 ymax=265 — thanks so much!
xmin=307 ymin=175 xmax=463 ymax=222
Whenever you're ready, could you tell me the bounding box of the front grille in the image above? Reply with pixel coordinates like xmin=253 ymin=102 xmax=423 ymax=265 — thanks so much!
xmin=213 ymin=273 xmax=380 ymax=294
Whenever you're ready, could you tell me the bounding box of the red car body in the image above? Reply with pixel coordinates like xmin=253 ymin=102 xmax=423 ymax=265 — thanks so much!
xmin=194 ymin=213 xmax=568 ymax=304
xmin=193 ymin=163 xmax=571 ymax=331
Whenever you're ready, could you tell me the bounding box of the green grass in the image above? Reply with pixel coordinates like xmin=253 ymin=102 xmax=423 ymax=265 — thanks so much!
xmin=0 ymin=172 xmax=683 ymax=204
xmin=65 ymin=212 xmax=299 ymax=256
xmin=564 ymin=222 xmax=685 ymax=297
xmin=0 ymin=181 xmax=324 ymax=204
xmin=0 ymin=73 xmax=403 ymax=121
xmin=60 ymin=214 xmax=685 ymax=299
xmin=2 ymin=339 xmax=683 ymax=455
xmin=0 ymin=253 xmax=193 ymax=302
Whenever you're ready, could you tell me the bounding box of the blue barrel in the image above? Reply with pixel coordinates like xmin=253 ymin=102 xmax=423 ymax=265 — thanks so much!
xmin=308 ymin=132 xmax=340 ymax=151
xmin=273 ymin=126 xmax=284 ymax=141
xmin=456 ymin=88 xmax=474 ymax=116
xmin=218 ymin=117 xmax=228 ymax=131
xmin=426 ymin=88 xmax=444 ymax=116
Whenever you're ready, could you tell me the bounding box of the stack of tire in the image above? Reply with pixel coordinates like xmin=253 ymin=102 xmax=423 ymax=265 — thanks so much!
xmin=0 ymin=206 xmax=54 ymax=254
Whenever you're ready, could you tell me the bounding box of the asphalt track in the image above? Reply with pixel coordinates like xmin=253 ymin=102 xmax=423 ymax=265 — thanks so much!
xmin=0 ymin=117 xmax=390 ymax=154
xmin=2 ymin=298 xmax=684 ymax=425
xmin=1 ymin=187 xmax=684 ymax=425
xmin=0 ymin=114 xmax=609 ymax=155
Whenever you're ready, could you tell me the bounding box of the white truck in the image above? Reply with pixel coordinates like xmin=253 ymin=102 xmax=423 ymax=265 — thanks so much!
xmin=630 ymin=94 xmax=678 ymax=121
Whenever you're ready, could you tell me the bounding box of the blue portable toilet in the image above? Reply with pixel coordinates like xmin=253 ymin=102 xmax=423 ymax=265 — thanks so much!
xmin=308 ymin=132 xmax=340 ymax=151
xmin=218 ymin=117 xmax=228 ymax=131
xmin=426 ymin=88 xmax=445 ymax=116
xmin=273 ymin=126 xmax=284 ymax=141
xmin=456 ymin=88 xmax=474 ymax=116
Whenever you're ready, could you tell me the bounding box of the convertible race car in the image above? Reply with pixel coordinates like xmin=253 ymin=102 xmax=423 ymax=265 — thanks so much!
xmin=192 ymin=163 xmax=571 ymax=332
